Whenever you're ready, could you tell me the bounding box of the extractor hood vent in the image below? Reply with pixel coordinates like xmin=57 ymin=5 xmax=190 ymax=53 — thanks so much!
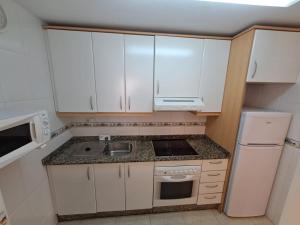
xmin=154 ymin=98 xmax=204 ymax=111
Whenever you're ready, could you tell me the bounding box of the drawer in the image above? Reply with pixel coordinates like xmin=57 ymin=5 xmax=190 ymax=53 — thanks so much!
xmin=202 ymin=159 xmax=228 ymax=171
xmin=198 ymin=182 xmax=224 ymax=194
xmin=200 ymin=170 xmax=226 ymax=183
xmin=197 ymin=193 xmax=222 ymax=205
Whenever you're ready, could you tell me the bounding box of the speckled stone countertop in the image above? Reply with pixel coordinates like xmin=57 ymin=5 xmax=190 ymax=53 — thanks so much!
xmin=42 ymin=135 xmax=230 ymax=165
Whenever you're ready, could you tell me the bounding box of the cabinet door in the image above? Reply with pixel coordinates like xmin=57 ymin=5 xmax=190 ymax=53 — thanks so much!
xmin=94 ymin=163 xmax=125 ymax=212
xmin=125 ymin=162 xmax=154 ymax=210
xmin=92 ymin=33 xmax=125 ymax=112
xmin=155 ymin=36 xmax=203 ymax=98
xmin=199 ymin=40 xmax=230 ymax=112
xmin=47 ymin=30 xmax=97 ymax=112
xmin=125 ymin=35 xmax=154 ymax=112
xmin=247 ymin=30 xmax=300 ymax=83
xmin=48 ymin=165 xmax=96 ymax=215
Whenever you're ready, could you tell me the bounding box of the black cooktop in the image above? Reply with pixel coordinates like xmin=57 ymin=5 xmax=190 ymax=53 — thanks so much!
xmin=152 ymin=139 xmax=198 ymax=157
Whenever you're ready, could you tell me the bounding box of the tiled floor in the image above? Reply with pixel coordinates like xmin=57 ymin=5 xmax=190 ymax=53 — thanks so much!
xmin=57 ymin=210 xmax=274 ymax=225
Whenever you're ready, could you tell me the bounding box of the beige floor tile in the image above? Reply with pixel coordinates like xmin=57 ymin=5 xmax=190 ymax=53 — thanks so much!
xmin=115 ymin=215 xmax=150 ymax=225
xmin=150 ymin=212 xmax=185 ymax=225
xmin=253 ymin=217 xmax=274 ymax=225
xmin=57 ymin=221 xmax=80 ymax=225
xmin=79 ymin=217 xmax=116 ymax=225
xmin=212 ymin=211 xmax=258 ymax=225
xmin=182 ymin=210 xmax=220 ymax=225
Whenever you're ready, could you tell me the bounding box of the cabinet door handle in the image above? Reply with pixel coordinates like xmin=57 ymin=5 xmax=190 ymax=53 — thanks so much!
xmin=120 ymin=96 xmax=123 ymax=110
xmin=204 ymin=195 xmax=217 ymax=200
xmin=208 ymin=161 xmax=223 ymax=165
xmin=156 ymin=81 xmax=160 ymax=95
xmin=87 ymin=167 xmax=91 ymax=180
xmin=128 ymin=96 xmax=131 ymax=111
xmin=128 ymin=165 xmax=130 ymax=178
xmin=207 ymin=173 xmax=221 ymax=177
xmin=90 ymin=96 xmax=94 ymax=111
xmin=119 ymin=164 xmax=122 ymax=178
xmin=251 ymin=61 xmax=258 ymax=79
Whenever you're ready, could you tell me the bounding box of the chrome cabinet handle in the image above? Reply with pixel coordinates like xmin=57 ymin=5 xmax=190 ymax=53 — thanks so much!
xmin=207 ymin=173 xmax=221 ymax=177
xmin=204 ymin=195 xmax=217 ymax=200
xmin=128 ymin=96 xmax=131 ymax=111
xmin=205 ymin=184 xmax=218 ymax=188
xmin=90 ymin=96 xmax=94 ymax=111
xmin=251 ymin=61 xmax=258 ymax=79
xmin=156 ymin=81 xmax=160 ymax=95
xmin=120 ymin=96 xmax=123 ymax=110
xmin=119 ymin=164 xmax=122 ymax=178
xmin=128 ymin=165 xmax=130 ymax=178
xmin=201 ymin=96 xmax=204 ymax=104
xmin=208 ymin=161 xmax=222 ymax=165
xmin=87 ymin=167 xmax=91 ymax=180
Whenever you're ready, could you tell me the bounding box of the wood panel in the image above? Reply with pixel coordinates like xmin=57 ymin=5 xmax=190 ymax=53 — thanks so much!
xmin=43 ymin=25 xmax=232 ymax=40
xmin=205 ymin=30 xmax=255 ymax=212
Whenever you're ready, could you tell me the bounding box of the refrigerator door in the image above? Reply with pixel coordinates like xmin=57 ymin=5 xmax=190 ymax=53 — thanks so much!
xmin=225 ymin=145 xmax=282 ymax=217
xmin=238 ymin=111 xmax=291 ymax=146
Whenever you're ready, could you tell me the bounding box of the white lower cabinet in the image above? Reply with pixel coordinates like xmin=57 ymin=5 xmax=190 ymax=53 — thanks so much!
xmin=94 ymin=163 xmax=126 ymax=212
xmin=125 ymin=162 xmax=154 ymax=210
xmin=47 ymin=165 xmax=96 ymax=215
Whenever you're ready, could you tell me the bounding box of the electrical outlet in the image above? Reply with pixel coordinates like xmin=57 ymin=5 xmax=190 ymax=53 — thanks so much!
xmin=99 ymin=135 xmax=111 ymax=141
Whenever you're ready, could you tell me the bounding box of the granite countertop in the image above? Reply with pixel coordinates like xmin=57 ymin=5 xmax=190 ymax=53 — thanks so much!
xmin=42 ymin=135 xmax=230 ymax=165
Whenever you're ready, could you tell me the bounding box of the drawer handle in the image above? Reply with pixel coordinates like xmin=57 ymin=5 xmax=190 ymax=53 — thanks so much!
xmin=208 ymin=161 xmax=223 ymax=165
xmin=119 ymin=164 xmax=122 ymax=178
xmin=205 ymin=184 xmax=218 ymax=188
xmin=207 ymin=173 xmax=221 ymax=177
xmin=204 ymin=195 xmax=217 ymax=200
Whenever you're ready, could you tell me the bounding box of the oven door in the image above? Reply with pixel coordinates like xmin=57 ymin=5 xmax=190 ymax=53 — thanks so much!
xmin=153 ymin=174 xmax=200 ymax=207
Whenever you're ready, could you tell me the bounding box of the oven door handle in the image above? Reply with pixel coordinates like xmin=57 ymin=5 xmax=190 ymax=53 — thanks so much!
xmin=158 ymin=175 xmax=197 ymax=182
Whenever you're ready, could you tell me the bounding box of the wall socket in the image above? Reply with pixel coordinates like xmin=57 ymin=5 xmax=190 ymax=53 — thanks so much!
xmin=99 ymin=135 xmax=111 ymax=141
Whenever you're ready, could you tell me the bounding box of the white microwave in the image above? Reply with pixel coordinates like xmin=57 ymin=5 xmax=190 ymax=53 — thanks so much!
xmin=0 ymin=111 xmax=51 ymax=169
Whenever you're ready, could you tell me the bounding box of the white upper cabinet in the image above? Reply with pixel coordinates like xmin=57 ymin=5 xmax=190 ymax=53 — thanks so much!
xmin=125 ymin=162 xmax=154 ymax=210
xmin=199 ymin=40 xmax=231 ymax=112
xmin=247 ymin=30 xmax=300 ymax=83
xmin=92 ymin=33 xmax=126 ymax=112
xmin=125 ymin=35 xmax=154 ymax=112
xmin=154 ymin=36 xmax=204 ymax=98
xmin=48 ymin=165 xmax=96 ymax=215
xmin=47 ymin=30 xmax=97 ymax=112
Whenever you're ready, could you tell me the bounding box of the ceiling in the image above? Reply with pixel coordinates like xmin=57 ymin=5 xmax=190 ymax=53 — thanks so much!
xmin=14 ymin=0 xmax=300 ymax=36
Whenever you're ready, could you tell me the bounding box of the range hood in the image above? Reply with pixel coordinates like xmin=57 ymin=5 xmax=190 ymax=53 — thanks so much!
xmin=154 ymin=98 xmax=204 ymax=111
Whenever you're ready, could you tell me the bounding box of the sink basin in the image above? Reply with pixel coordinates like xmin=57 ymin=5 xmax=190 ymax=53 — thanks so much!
xmin=71 ymin=142 xmax=105 ymax=157
xmin=105 ymin=142 xmax=133 ymax=157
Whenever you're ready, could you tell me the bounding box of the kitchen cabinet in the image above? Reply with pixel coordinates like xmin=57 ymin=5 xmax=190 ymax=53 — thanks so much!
xmin=92 ymin=33 xmax=125 ymax=112
xmin=125 ymin=35 xmax=154 ymax=112
xmin=125 ymin=162 xmax=154 ymax=210
xmin=154 ymin=36 xmax=204 ymax=98
xmin=199 ymin=40 xmax=231 ymax=112
xmin=94 ymin=163 xmax=126 ymax=212
xmin=92 ymin=33 xmax=154 ymax=112
xmin=47 ymin=30 xmax=97 ymax=112
xmin=247 ymin=30 xmax=300 ymax=83
xmin=47 ymin=165 xmax=96 ymax=215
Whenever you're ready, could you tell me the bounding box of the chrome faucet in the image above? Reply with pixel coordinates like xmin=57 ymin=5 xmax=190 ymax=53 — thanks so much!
xmin=103 ymin=137 xmax=110 ymax=155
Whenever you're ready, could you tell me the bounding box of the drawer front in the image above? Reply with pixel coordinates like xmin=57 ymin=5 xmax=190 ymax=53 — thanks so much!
xmin=200 ymin=170 xmax=226 ymax=183
xmin=198 ymin=193 xmax=222 ymax=205
xmin=202 ymin=159 xmax=228 ymax=171
xmin=199 ymin=182 xmax=224 ymax=194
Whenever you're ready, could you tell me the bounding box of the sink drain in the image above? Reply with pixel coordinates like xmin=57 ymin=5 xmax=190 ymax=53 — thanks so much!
xmin=85 ymin=147 xmax=91 ymax=152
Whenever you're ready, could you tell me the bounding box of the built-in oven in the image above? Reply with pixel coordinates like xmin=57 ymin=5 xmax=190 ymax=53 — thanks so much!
xmin=153 ymin=165 xmax=201 ymax=207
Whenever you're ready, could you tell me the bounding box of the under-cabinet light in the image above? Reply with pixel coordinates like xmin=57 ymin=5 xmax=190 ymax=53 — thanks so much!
xmin=198 ymin=0 xmax=299 ymax=7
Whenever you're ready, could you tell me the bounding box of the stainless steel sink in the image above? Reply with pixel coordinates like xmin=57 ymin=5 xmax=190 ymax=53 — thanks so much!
xmin=104 ymin=142 xmax=133 ymax=157
xmin=71 ymin=142 xmax=105 ymax=157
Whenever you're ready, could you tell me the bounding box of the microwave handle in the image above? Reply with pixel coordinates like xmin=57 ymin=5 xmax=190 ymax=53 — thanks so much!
xmin=159 ymin=175 xmax=196 ymax=182
xmin=30 ymin=122 xmax=37 ymax=141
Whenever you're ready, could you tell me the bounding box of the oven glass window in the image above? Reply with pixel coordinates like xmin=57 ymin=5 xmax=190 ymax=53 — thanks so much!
xmin=0 ymin=123 xmax=32 ymax=157
xmin=160 ymin=181 xmax=193 ymax=199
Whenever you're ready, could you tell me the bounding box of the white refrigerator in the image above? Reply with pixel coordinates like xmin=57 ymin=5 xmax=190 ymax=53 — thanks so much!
xmin=225 ymin=109 xmax=292 ymax=217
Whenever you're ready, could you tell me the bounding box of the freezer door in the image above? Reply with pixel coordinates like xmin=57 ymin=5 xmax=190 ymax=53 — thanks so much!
xmin=239 ymin=112 xmax=291 ymax=145
xmin=225 ymin=145 xmax=282 ymax=217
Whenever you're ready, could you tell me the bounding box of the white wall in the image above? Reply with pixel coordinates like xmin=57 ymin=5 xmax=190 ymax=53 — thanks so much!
xmin=0 ymin=0 xmax=68 ymax=225
xmin=244 ymin=76 xmax=300 ymax=225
